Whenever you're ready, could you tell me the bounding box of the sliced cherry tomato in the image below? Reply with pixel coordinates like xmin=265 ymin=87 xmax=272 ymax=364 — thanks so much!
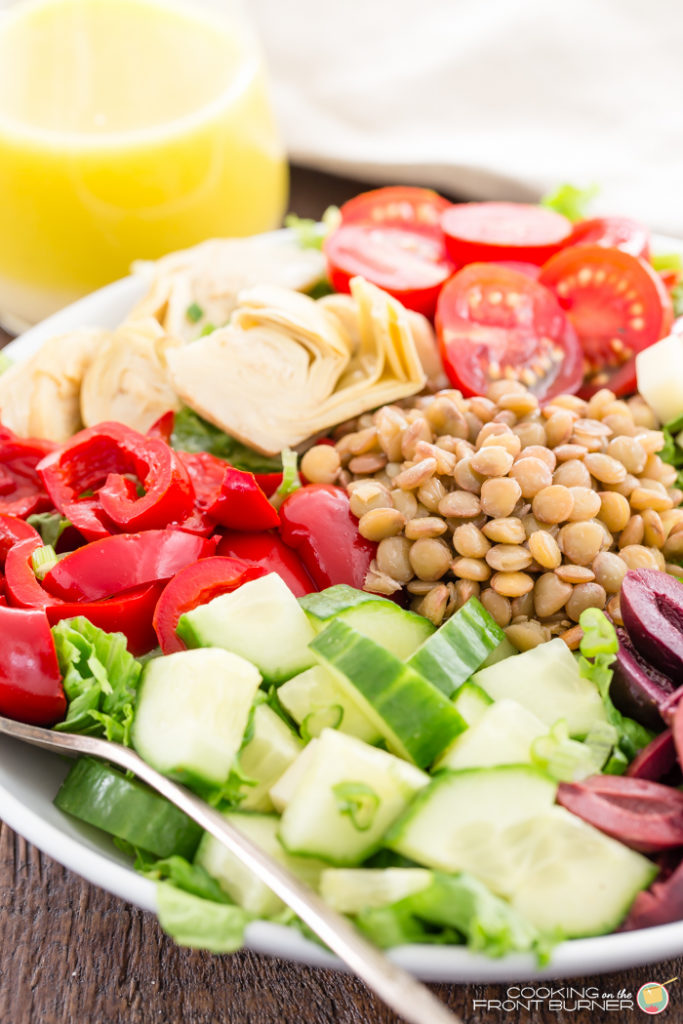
xmin=339 ymin=186 xmax=452 ymax=241
xmin=216 ymin=530 xmax=315 ymax=597
xmin=539 ymin=245 xmax=674 ymax=375
xmin=435 ymin=264 xmax=583 ymax=400
xmin=324 ymin=223 xmax=453 ymax=318
xmin=493 ymin=260 xmax=541 ymax=280
xmin=578 ymin=356 xmax=638 ymax=400
xmin=441 ymin=202 xmax=572 ymax=266
xmin=568 ymin=216 xmax=651 ymax=260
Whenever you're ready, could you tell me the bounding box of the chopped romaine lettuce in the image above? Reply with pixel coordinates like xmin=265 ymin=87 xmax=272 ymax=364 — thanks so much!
xmin=156 ymin=883 xmax=252 ymax=953
xmin=171 ymin=406 xmax=282 ymax=475
xmin=541 ymin=183 xmax=599 ymax=222
xmin=27 ymin=511 xmax=71 ymax=547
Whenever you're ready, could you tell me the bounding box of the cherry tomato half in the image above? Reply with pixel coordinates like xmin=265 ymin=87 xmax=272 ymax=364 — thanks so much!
xmin=339 ymin=185 xmax=453 ymax=241
xmin=441 ymin=202 xmax=572 ymax=267
xmin=324 ymin=223 xmax=453 ymax=318
xmin=568 ymin=216 xmax=651 ymax=260
xmin=435 ymin=264 xmax=583 ymax=400
xmin=578 ymin=356 xmax=638 ymax=400
xmin=539 ymin=245 xmax=673 ymax=375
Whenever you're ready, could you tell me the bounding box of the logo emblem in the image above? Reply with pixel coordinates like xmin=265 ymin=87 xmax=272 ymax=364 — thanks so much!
xmin=637 ymin=979 xmax=676 ymax=1014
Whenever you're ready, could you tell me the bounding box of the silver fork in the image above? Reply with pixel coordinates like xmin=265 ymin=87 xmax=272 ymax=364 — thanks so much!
xmin=0 ymin=714 xmax=463 ymax=1024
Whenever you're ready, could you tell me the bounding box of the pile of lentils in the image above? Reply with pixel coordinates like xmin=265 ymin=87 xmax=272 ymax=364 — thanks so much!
xmin=300 ymin=382 xmax=683 ymax=651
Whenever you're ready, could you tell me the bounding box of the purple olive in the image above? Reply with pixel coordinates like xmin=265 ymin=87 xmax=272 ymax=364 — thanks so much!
xmin=620 ymin=570 xmax=683 ymax=679
xmin=610 ymin=628 xmax=676 ymax=730
xmin=627 ymin=730 xmax=678 ymax=782
xmin=621 ymin=856 xmax=683 ymax=931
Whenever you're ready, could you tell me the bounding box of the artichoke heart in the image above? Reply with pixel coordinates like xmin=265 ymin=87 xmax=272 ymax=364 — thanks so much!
xmin=80 ymin=318 xmax=181 ymax=433
xmin=130 ymin=237 xmax=326 ymax=342
xmin=0 ymin=327 xmax=105 ymax=442
xmin=167 ymin=277 xmax=427 ymax=455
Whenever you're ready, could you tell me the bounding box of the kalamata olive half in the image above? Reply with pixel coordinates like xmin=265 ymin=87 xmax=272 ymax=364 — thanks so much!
xmin=620 ymin=569 xmax=683 ymax=679
xmin=557 ymin=774 xmax=683 ymax=852
xmin=621 ymin=856 xmax=683 ymax=931
xmin=610 ymin=627 xmax=676 ymax=730
xmin=626 ymin=729 xmax=678 ymax=782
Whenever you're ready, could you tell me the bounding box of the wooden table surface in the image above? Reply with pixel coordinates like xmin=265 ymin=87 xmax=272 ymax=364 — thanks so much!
xmin=1 ymin=166 xmax=682 ymax=1024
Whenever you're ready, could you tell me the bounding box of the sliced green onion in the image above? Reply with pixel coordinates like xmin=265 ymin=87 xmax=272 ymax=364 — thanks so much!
xmin=199 ymin=322 xmax=217 ymax=337
xmin=270 ymin=448 xmax=301 ymax=510
xmin=186 ymin=301 xmax=203 ymax=324
xmin=332 ymin=781 xmax=380 ymax=832
xmin=301 ymin=704 xmax=344 ymax=742
xmin=31 ymin=544 xmax=59 ymax=581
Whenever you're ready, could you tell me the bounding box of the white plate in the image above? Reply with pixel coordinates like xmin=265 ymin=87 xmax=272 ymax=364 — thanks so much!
xmin=2 ymin=233 xmax=683 ymax=983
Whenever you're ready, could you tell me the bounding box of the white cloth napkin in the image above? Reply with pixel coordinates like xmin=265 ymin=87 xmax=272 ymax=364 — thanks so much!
xmin=251 ymin=0 xmax=683 ymax=236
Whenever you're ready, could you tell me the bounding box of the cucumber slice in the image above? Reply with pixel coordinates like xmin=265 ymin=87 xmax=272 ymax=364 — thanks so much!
xmin=300 ymin=585 xmax=434 ymax=659
xmin=407 ymin=597 xmax=506 ymax=697
xmin=238 ymin=704 xmax=302 ymax=812
xmin=506 ymin=807 xmax=658 ymax=937
xmin=319 ymin=867 xmax=433 ymax=914
xmin=310 ymin=620 xmax=466 ymax=767
xmin=434 ymin=699 xmax=548 ymax=770
xmin=472 ymin=637 xmax=608 ymax=738
xmin=55 ymin=757 xmax=202 ymax=860
xmin=278 ymin=665 xmax=382 ymax=744
xmin=278 ymin=728 xmax=428 ymax=865
xmin=177 ymin=573 xmax=316 ymax=683
xmin=269 ymin=738 xmax=320 ymax=813
xmin=480 ymin=636 xmax=518 ymax=668
xmin=132 ymin=648 xmax=261 ymax=786
xmin=386 ymin=765 xmax=557 ymax=891
xmin=451 ymin=681 xmax=493 ymax=727
xmin=195 ymin=812 xmax=326 ymax=917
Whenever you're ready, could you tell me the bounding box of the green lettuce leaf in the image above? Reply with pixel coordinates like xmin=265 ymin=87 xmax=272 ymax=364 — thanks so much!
xmin=540 ymin=183 xmax=599 ymax=222
xmin=26 ymin=511 xmax=72 ymax=547
xmin=156 ymin=883 xmax=252 ymax=953
xmin=52 ymin=618 xmax=142 ymax=745
xmin=135 ymin=851 xmax=232 ymax=904
xmin=171 ymin=407 xmax=282 ymax=475
xmin=660 ymin=413 xmax=683 ymax=496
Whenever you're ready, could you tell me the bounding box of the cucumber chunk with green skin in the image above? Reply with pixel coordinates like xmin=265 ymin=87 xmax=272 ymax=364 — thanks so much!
xmin=177 ymin=573 xmax=316 ymax=684
xmin=269 ymin=738 xmax=320 ymax=813
xmin=480 ymin=636 xmax=518 ymax=668
xmin=407 ymin=597 xmax=506 ymax=697
xmin=310 ymin=620 xmax=466 ymax=767
xmin=386 ymin=765 xmax=557 ymax=892
xmin=472 ymin=637 xmax=608 ymax=738
xmin=132 ymin=648 xmax=261 ymax=786
xmin=299 ymin=585 xmax=434 ymax=659
xmin=55 ymin=757 xmax=202 ymax=860
xmin=238 ymin=704 xmax=302 ymax=812
xmin=195 ymin=812 xmax=327 ymax=917
xmin=278 ymin=665 xmax=382 ymax=744
xmin=319 ymin=867 xmax=433 ymax=914
xmin=278 ymin=729 xmax=428 ymax=865
xmin=451 ymin=681 xmax=493 ymax=727
xmin=434 ymin=699 xmax=548 ymax=770
xmin=506 ymin=807 xmax=658 ymax=938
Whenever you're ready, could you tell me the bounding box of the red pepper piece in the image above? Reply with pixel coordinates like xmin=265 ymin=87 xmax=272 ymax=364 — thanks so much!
xmin=278 ymin=484 xmax=376 ymax=590
xmin=0 ymin=514 xmax=40 ymax=568
xmin=47 ymin=582 xmax=165 ymax=657
xmin=180 ymin=452 xmax=279 ymax=531
xmin=0 ymin=605 xmax=65 ymax=725
xmin=41 ymin=529 xmax=217 ymax=603
xmin=4 ymin=536 xmax=53 ymax=608
xmin=217 ymin=530 xmax=316 ymax=597
xmin=153 ymin=555 xmax=268 ymax=654
xmin=0 ymin=426 xmax=54 ymax=518
xmin=38 ymin=422 xmax=195 ymax=540
xmin=146 ymin=410 xmax=175 ymax=444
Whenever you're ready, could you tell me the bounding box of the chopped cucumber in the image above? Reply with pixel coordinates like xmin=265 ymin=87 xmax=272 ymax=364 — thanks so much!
xmin=434 ymin=699 xmax=548 ymax=771
xmin=407 ymin=597 xmax=506 ymax=697
xmin=132 ymin=648 xmax=261 ymax=786
xmin=278 ymin=729 xmax=428 ymax=865
xmin=310 ymin=620 xmax=466 ymax=767
xmin=195 ymin=812 xmax=326 ymax=917
xmin=238 ymin=704 xmax=302 ymax=812
xmin=451 ymin=681 xmax=493 ymax=727
xmin=472 ymin=637 xmax=608 ymax=738
xmin=177 ymin=573 xmax=316 ymax=683
xmin=387 ymin=765 xmax=557 ymax=892
xmin=55 ymin=757 xmax=202 ymax=860
xmin=278 ymin=665 xmax=382 ymax=744
xmin=320 ymin=868 xmax=433 ymax=914
xmin=506 ymin=807 xmax=658 ymax=937
xmin=269 ymin=738 xmax=320 ymax=813
xmin=480 ymin=636 xmax=518 ymax=668
xmin=300 ymin=584 xmax=434 ymax=659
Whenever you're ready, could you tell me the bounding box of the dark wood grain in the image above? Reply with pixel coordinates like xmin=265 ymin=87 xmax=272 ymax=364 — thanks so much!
xmin=1 ymin=166 xmax=682 ymax=1024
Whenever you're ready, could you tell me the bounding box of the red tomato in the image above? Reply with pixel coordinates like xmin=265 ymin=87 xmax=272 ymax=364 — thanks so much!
xmin=539 ymin=245 xmax=674 ymax=375
xmin=340 ymin=185 xmax=452 ymax=240
xmin=441 ymin=202 xmax=572 ymax=266
xmin=578 ymin=357 xmax=638 ymax=400
xmin=493 ymin=260 xmax=541 ymax=280
xmin=568 ymin=216 xmax=651 ymax=260
xmin=435 ymin=264 xmax=583 ymax=400
xmin=324 ymin=223 xmax=453 ymax=318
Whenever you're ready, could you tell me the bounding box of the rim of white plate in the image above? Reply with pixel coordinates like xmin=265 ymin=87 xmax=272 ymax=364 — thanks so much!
xmin=2 ymin=229 xmax=683 ymax=983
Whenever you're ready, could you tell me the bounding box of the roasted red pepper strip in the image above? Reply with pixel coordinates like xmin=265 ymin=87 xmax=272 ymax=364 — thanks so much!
xmin=217 ymin=530 xmax=316 ymax=597
xmin=0 ymin=514 xmax=40 ymax=568
xmin=180 ymin=452 xmax=279 ymax=531
xmin=0 ymin=605 xmax=65 ymax=725
xmin=41 ymin=529 xmax=217 ymax=603
xmin=153 ymin=556 xmax=268 ymax=654
xmin=38 ymin=422 xmax=195 ymax=540
xmin=46 ymin=582 xmax=165 ymax=657
xmin=278 ymin=484 xmax=377 ymax=590
xmin=0 ymin=426 xmax=54 ymax=518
